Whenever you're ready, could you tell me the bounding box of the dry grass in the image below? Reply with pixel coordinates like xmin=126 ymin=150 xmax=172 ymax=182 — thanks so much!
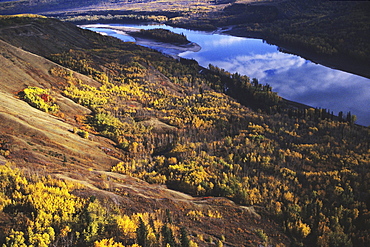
xmin=0 ymin=40 xmax=121 ymax=173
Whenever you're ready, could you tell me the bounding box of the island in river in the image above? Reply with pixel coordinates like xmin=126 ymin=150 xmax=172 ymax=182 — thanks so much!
xmin=82 ymin=24 xmax=201 ymax=56
xmin=82 ymin=23 xmax=370 ymax=126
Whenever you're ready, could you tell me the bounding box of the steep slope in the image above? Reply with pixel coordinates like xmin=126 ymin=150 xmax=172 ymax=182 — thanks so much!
xmin=0 ymin=39 xmax=120 ymax=171
xmin=0 ymin=16 xmax=292 ymax=247
xmin=0 ymin=15 xmax=369 ymax=247
xmin=0 ymin=15 xmax=96 ymax=57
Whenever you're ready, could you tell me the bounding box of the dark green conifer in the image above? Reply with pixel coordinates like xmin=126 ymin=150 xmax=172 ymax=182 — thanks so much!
xmin=180 ymin=227 xmax=190 ymax=247
xmin=162 ymin=224 xmax=176 ymax=247
xmin=136 ymin=217 xmax=148 ymax=247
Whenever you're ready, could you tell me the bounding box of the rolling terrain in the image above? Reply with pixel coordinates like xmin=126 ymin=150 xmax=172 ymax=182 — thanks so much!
xmin=0 ymin=15 xmax=290 ymax=247
xmin=0 ymin=13 xmax=369 ymax=247
xmin=13 ymin=0 xmax=366 ymax=80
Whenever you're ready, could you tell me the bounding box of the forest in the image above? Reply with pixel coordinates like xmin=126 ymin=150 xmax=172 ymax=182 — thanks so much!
xmin=168 ymin=0 xmax=370 ymax=74
xmin=0 ymin=14 xmax=369 ymax=247
xmin=42 ymin=0 xmax=370 ymax=81
xmin=0 ymin=164 xmax=203 ymax=247
xmin=131 ymin=29 xmax=189 ymax=45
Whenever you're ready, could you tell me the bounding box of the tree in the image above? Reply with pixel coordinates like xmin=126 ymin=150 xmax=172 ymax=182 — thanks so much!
xmin=94 ymin=238 xmax=124 ymax=247
xmin=180 ymin=227 xmax=190 ymax=247
xmin=216 ymin=240 xmax=223 ymax=247
xmin=161 ymin=224 xmax=176 ymax=247
xmin=136 ymin=217 xmax=148 ymax=247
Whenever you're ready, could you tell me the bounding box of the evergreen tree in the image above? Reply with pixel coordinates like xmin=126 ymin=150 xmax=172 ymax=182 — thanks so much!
xmin=180 ymin=227 xmax=190 ymax=247
xmin=136 ymin=217 xmax=148 ymax=247
xmin=166 ymin=209 xmax=173 ymax=224
xmin=162 ymin=224 xmax=176 ymax=247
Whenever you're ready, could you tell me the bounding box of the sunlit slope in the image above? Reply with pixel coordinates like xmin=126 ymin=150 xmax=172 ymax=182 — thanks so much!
xmin=0 ymin=15 xmax=369 ymax=247
xmin=0 ymin=0 xmax=227 ymax=14
xmin=0 ymin=16 xmax=291 ymax=246
xmin=0 ymin=39 xmax=120 ymax=171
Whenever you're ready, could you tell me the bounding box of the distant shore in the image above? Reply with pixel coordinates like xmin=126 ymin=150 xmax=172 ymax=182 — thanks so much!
xmin=223 ymin=27 xmax=370 ymax=80
xmin=83 ymin=23 xmax=370 ymax=80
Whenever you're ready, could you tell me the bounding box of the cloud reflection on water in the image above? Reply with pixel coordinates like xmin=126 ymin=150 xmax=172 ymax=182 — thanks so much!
xmin=185 ymin=46 xmax=370 ymax=125
xmin=202 ymin=35 xmax=246 ymax=47
xmin=87 ymin=24 xmax=370 ymax=126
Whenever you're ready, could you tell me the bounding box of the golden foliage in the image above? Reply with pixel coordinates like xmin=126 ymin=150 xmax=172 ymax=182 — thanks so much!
xmin=94 ymin=238 xmax=125 ymax=247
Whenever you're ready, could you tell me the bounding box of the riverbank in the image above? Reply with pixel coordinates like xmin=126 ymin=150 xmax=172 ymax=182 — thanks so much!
xmin=81 ymin=22 xmax=370 ymax=126
xmin=80 ymin=24 xmax=201 ymax=57
xmin=223 ymin=27 xmax=370 ymax=81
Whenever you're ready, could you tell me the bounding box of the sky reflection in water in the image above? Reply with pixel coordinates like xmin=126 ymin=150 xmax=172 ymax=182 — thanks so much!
xmin=86 ymin=24 xmax=370 ymax=126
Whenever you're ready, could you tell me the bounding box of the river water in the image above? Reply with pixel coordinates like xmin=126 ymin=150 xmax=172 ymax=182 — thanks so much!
xmin=83 ymin=24 xmax=370 ymax=126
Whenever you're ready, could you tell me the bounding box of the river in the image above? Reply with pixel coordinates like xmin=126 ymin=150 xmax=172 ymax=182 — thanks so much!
xmin=82 ymin=23 xmax=370 ymax=126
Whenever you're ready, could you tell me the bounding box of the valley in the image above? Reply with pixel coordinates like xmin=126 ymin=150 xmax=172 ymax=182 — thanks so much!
xmin=0 ymin=0 xmax=369 ymax=246
xmin=82 ymin=23 xmax=370 ymax=126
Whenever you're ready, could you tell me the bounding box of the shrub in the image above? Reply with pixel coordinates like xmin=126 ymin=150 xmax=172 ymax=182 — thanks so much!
xmin=255 ymin=229 xmax=268 ymax=242
xmin=20 ymin=86 xmax=59 ymax=113
xmin=76 ymin=129 xmax=89 ymax=139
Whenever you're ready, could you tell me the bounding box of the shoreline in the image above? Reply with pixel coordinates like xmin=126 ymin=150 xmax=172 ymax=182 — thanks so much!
xmin=223 ymin=28 xmax=370 ymax=81
xmin=80 ymin=23 xmax=370 ymax=81
xmin=80 ymin=24 xmax=201 ymax=56
xmin=81 ymin=23 xmax=369 ymax=126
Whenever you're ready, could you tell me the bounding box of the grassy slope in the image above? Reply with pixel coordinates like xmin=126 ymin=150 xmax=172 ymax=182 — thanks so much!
xmin=0 ymin=17 xmax=290 ymax=246
xmin=0 ymin=39 xmax=120 ymax=171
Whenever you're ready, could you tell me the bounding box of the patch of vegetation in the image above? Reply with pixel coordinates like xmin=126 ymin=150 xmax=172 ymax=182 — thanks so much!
xmin=133 ymin=28 xmax=190 ymax=44
xmin=73 ymin=127 xmax=89 ymax=139
xmin=57 ymin=13 xmax=169 ymax=25
xmin=0 ymin=14 xmax=48 ymax=27
xmin=0 ymin=14 xmax=46 ymax=19
xmin=1 ymin=15 xmax=369 ymax=247
xmin=0 ymin=163 xmax=200 ymax=247
xmin=19 ymin=86 xmax=59 ymax=113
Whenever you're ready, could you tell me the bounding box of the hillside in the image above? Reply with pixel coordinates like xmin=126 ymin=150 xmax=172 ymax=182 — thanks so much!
xmin=0 ymin=0 xmax=230 ymax=15
xmin=0 ymin=15 xmax=290 ymax=247
xmin=0 ymin=15 xmax=369 ymax=247
xmin=0 ymin=38 xmax=120 ymax=170
xmin=28 ymin=0 xmax=369 ymax=80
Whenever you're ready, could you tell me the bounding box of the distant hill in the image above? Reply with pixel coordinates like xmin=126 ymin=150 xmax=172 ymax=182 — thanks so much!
xmin=0 ymin=0 xmax=226 ymax=14
xmin=0 ymin=0 xmax=112 ymax=14
xmin=0 ymin=15 xmax=96 ymax=56
xmin=7 ymin=0 xmax=366 ymax=79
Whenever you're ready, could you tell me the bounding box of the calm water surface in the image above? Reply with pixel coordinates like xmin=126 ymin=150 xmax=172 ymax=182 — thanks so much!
xmin=84 ymin=24 xmax=370 ymax=126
